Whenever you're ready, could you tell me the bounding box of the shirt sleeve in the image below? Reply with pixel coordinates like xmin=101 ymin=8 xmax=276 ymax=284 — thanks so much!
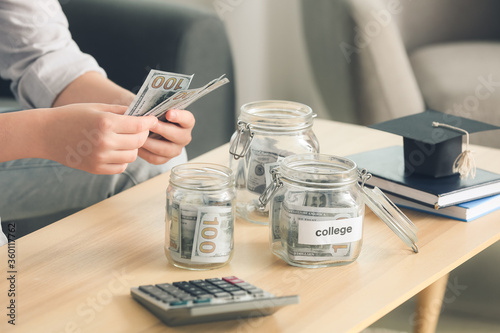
xmin=0 ymin=0 xmax=106 ymax=109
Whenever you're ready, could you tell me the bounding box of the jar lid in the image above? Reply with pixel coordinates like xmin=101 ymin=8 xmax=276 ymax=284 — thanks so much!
xmin=361 ymin=185 xmax=419 ymax=253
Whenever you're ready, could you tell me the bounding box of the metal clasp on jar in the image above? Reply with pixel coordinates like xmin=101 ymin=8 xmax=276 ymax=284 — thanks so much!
xmin=258 ymin=168 xmax=283 ymax=209
xmin=229 ymin=121 xmax=254 ymax=160
xmin=358 ymin=168 xmax=372 ymax=188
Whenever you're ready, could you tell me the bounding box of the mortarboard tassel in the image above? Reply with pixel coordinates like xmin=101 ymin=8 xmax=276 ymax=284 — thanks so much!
xmin=432 ymin=122 xmax=476 ymax=179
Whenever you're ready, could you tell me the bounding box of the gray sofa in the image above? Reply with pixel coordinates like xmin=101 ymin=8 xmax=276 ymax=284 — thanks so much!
xmin=303 ymin=0 xmax=500 ymax=149
xmin=0 ymin=0 xmax=235 ymax=238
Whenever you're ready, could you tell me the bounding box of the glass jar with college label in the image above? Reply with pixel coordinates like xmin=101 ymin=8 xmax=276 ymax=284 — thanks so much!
xmin=260 ymin=154 xmax=419 ymax=268
xmin=165 ymin=163 xmax=235 ymax=270
xmin=229 ymin=100 xmax=320 ymax=225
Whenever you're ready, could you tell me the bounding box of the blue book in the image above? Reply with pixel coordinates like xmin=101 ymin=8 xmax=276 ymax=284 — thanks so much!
xmin=385 ymin=193 xmax=500 ymax=222
xmin=349 ymin=146 xmax=500 ymax=209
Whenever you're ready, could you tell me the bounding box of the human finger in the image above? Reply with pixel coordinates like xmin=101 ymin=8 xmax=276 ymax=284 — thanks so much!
xmin=93 ymin=149 xmax=139 ymax=165
xmin=148 ymin=121 xmax=192 ymax=146
xmin=163 ymin=109 xmax=195 ymax=129
xmin=86 ymin=162 xmax=129 ymax=175
xmin=141 ymin=137 xmax=183 ymax=159
xmin=99 ymin=104 xmax=128 ymax=115
xmin=108 ymin=131 xmax=150 ymax=150
xmin=138 ymin=147 xmax=171 ymax=165
xmin=113 ymin=115 xmax=158 ymax=134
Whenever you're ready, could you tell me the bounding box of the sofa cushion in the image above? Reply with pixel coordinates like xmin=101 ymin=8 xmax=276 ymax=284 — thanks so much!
xmin=410 ymin=42 xmax=500 ymax=148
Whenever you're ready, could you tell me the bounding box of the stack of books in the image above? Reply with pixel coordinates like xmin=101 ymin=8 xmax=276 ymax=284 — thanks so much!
xmin=349 ymin=146 xmax=500 ymax=222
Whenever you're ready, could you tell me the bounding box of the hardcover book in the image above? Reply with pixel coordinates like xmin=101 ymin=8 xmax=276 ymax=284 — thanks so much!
xmin=349 ymin=146 xmax=500 ymax=209
xmin=385 ymin=193 xmax=500 ymax=222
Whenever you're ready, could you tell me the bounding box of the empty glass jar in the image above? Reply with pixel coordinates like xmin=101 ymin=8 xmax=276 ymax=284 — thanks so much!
xmin=165 ymin=163 xmax=235 ymax=270
xmin=229 ymin=100 xmax=319 ymax=225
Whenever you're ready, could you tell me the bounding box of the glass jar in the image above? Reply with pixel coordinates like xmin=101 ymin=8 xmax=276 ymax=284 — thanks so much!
xmin=165 ymin=163 xmax=235 ymax=270
xmin=229 ymin=100 xmax=320 ymax=225
xmin=262 ymin=154 xmax=418 ymax=268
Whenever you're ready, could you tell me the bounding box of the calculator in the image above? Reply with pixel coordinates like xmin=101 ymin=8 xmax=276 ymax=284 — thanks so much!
xmin=130 ymin=276 xmax=299 ymax=326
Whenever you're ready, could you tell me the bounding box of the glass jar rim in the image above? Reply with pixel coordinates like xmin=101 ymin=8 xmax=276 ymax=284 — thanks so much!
xmin=170 ymin=163 xmax=234 ymax=191
xmin=279 ymin=153 xmax=358 ymax=186
xmin=239 ymin=100 xmax=315 ymax=131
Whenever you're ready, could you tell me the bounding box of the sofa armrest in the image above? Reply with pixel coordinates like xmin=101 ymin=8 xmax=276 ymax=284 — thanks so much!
xmin=390 ymin=0 xmax=500 ymax=52
xmin=302 ymin=0 xmax=424 ymax=125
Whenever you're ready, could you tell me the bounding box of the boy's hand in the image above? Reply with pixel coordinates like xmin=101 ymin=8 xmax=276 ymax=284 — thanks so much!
xmin=41 ymin=104 xmax=158 ymax=174
xmin=138 ymin=109 xmax=195 ymax=165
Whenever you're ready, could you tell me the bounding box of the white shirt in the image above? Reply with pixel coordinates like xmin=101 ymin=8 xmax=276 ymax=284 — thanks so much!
xmin=0 ymin=0 xmax=106 ymax=243
xmin=0 ymin=0 xmax=106 ymax=108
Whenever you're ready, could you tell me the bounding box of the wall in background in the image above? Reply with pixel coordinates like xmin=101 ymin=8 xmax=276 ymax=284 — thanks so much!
xmin=168 ymin=0 xmax=332 ymax=119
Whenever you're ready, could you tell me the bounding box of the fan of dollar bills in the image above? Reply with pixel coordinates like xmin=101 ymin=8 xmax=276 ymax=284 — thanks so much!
xmin=125 ymin=69 xmax=229 ymax=121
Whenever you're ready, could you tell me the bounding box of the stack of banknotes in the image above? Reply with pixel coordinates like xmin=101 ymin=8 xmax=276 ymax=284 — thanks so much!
xmin=125 ymin=69 xmax=229 ymax=121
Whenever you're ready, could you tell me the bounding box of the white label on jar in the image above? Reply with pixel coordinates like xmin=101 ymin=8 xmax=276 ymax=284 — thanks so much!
xmin=298 ymin=216 xmax=363 ymax=245
xmin=190 ymin=206 xmax=233 ymax=263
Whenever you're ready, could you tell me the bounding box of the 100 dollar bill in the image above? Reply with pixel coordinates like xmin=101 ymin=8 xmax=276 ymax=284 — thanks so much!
xmin=191 ymin=206 xmax=233 ymax=263
xmin=125 ymin=70 xmax=193 ymax=116
xmin=145 ymin=74 xmax=229 ymax=120
xmin=169 ymin=204 xmax=233 ymax=264
xmin=126 ymin=70 xmax=229 ymax=120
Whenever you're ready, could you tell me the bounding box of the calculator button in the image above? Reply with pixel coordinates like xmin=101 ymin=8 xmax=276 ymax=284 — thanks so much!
xmin=173 ymin=282 xmax=191 ymax=289
xmin=213 ymin=292 xmax=232 ymax=298
xmin=203 ymin=286 xmax=224 ymax=294
xmin=169 ymin=300 xmax=188 ymax=306
xmin=205 ymin=278 xmax=222 ymax=282
xmin=217 ymin=281 xmax=233 ymax=287
xmin=236 ymin=283 xmax=257 ymax=290
xmin=184 ymin=286 xmax=203 ymax=294
xmin=222 ymin=276 xmax=242 ymax=283
xmin=170 ymin=291 xmax=189 ymax=297
xmin=139 ymin=286 xmax=166 ymax=298
xmin=156 ymin=283 xmax=176 ymax=290
xmin=230 ymin=290 xmax=248 ymax=297
xmin=139 ymin=285 xmax=160 ymax=293
xmin=191 ymin=281 xmax=211 ymax=288
xmin=158 ymin=295 xmax=178 ymax=303
xmin=210 ymin=280 xmax=228 ymax=286
xmin=193 ymin=298 xmax=211 ymax=304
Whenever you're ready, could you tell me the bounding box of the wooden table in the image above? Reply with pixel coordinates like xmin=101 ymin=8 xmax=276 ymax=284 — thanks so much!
xmin=2 ymin=119 xmax=500 ymax=333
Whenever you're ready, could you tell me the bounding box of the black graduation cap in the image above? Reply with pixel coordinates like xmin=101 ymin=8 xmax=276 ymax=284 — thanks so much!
xmin=369 ymin=110 xmax=500 ymax=178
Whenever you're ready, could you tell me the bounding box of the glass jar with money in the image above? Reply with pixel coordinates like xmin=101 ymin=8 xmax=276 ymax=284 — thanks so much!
xmin=165 ymin=163 xmax=235 ymax=270
xmin=229 ymin=100 xmax=320 ymax=225
xmin=261 ymin=154 xmax=419 ymax=268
